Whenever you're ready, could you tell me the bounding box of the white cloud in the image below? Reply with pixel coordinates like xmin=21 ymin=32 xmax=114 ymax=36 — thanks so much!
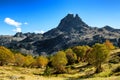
xmin=4 ymin=18 xmax=22 ymax=27
xmin=13 ymin=27 xmax=21 ymax=32
xmin=34 ymin=30 xmax=45 ymax=34
xmin=4 ymin=18 xmax=24 ymax=32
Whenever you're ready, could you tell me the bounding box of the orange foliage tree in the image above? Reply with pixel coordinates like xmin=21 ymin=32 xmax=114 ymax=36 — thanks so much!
xmin=104 ymin=40 xmax=115 ymax=50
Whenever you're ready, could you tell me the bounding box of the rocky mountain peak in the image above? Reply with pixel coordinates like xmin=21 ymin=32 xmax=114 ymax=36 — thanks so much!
xmin=44 ymin=14 xmax=90 ymax=38
xmin=14 ymin=32 xmax=25 ymax=37
xmin=75 ymin=14 xmax=81 ymax=21
xmin=57 ymin=14 xmax=89 ymax=32
xmin=103 ymin=25 xmax=114 ymax=31
xmin=1 ymin=14 xmax=120 ymax=55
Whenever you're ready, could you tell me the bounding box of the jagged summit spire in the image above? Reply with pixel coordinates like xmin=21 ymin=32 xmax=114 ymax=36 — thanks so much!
xmin=64 ymin=13 xmax=82 ymax=20
xmin=75 ymin=14 xmax=82 ymax=21
xmin=57 ymin=14 xmax=88 ymax=31
xmin=66 ymin=13 xmax=74 ymax=18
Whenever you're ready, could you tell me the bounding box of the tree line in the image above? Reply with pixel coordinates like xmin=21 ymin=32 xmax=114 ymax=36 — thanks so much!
xmin=0 ymin=40 xmax=115 ymax=74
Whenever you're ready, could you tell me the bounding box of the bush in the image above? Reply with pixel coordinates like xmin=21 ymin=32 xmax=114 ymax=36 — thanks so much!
xmin=43 ymin=66 xmax=51 ymax=76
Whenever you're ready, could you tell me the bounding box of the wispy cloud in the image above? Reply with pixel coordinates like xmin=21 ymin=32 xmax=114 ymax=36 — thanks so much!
xmin=4 ymin=18 xmax=28 ymax=33
xmin=4 ymin=18 xmax=22 ymax=27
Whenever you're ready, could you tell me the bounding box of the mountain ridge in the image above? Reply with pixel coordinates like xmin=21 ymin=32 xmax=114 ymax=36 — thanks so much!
xmin=0 ymin=14 xmax=120 ymax=55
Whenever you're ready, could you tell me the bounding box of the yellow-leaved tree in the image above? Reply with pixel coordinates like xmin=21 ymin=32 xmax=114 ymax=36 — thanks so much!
xmin=14 ymin=53 xmax=25 ymax=67
xmin=0 ymin=46 xmax=15 ymax=66
xmin=72 ymin=46 xmax=90 ymax=62
xmin=23 ymin=55 xmax=35 ymax=67
xmin=87 ymin=43 xmax=109 ymax=73
xmin=36 ymin=56 xmax=49 ymax=68
xmin=51 ymin=51 xmax=68 ymax=73
xmin=65 ymin=48 xmax=77 ymax=65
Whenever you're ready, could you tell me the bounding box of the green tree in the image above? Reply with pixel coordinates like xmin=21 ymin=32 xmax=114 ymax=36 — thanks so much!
xmin=65 ymin=48 xmax=77 ymax=65
xmin=51 ymin=51 xmax=68 ymax=73
xmin=44 ymin=66 xmax=51 ymax=76
xmin=0 ymin=46 xmax=15 ymax=66
xmin=88 ymin=43 xmax=109 ymax=73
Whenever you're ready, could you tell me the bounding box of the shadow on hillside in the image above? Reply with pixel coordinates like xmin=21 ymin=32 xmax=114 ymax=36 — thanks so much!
xmin=67 ymin=72 xmax=96 ymax=80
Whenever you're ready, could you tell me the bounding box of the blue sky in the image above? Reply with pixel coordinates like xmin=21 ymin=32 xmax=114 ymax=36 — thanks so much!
xmin=0 ymin=0 xmax=120 ymax=35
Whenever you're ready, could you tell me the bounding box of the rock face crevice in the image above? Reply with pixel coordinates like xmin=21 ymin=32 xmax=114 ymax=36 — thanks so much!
xmin=0 ymin=14 xmax=120 ymax=55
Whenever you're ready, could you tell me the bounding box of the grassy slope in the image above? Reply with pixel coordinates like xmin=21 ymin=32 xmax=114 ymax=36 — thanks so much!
xmin=0 ymin=66 xmax=67 ymax=80
xmin=0 ymin=66 xmax=120 ymax=80
xmin=0 ymin=49 xmax=120 ymax=80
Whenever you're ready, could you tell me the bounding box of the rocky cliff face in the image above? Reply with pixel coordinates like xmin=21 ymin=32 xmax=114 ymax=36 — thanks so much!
xmin=0 ymin=14 xmax=120 ymax=55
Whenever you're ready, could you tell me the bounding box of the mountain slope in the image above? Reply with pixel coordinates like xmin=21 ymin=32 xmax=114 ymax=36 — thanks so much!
xmin=0 ymin=14 xmax=120 ymax=55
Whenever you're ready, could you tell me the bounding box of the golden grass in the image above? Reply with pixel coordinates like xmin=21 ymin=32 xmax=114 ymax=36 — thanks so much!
xmin=0 ymin=66 xmax=120 ymax=80
xmin=0 ymin=66 xmax=67 ymax=80
xmin=0 ymin=48 xmax=120 ymax=80
xmin=84 ymin=76 xmax=120 ymax=80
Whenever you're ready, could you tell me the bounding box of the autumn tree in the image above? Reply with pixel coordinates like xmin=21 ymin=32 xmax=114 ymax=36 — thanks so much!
xmin=65 ymin=48 xmax=77 ymax=65
xmin=83 ymin=48 xmax=93 ymax=64
xmin=104 ymin=40 xmax=115 ymax=50
xmin=14 ymin=53 xmax=25 ymax=67
xmin=72 ymin=46 xmax=90 ymax=62
xmin=0 ymin=46 xmax=15 ymax=66
xmin=51 ymin=51 xmax=68 ymax=73
xmin=36 ymin=56 xmax=49 ymax=68
xmin=23 ymin=55 xmax=35 ymax=67
xmin=87 ymin=43 xmax=109 ymax=73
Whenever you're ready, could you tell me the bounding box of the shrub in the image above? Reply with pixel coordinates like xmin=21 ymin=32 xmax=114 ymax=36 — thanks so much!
xmin=43 ymin=66 xmax=51 ymax=76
